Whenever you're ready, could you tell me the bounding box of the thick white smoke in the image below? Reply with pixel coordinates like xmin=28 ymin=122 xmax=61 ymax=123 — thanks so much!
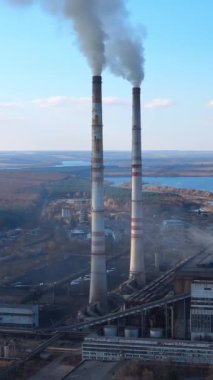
xmin=5 ymin=0 xmax=145 ymax=83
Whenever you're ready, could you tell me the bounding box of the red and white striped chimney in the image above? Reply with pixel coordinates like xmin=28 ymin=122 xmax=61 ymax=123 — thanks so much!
xmin=89 ymin=75 xmax=107 ymax=310
xmin=129 ymin=87 xmax=145 ymax=286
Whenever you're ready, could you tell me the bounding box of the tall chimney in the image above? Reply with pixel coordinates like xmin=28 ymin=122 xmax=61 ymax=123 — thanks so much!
xmin=129 ymin=87 xmax=145 ymax=286
xmin=89 ymin=75 xmax=107 ymax=310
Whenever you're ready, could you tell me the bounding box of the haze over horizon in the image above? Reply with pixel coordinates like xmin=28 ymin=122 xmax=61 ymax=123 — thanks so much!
xmin=0 ymin=0 xmax=213 ymax=151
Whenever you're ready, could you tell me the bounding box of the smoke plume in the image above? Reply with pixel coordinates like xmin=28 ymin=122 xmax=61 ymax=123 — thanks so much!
xmin=42 ymin=0 xmax=107 ymax=75
xmin=99 ymin=0 xmax=145 ymax=86
xmin=5 ymin=0 xmax=145 ymax=82
xmin=106 ymin=37 xmax=144 ymax=86
xmin=6 ymin=0 xmax=107 ymax=75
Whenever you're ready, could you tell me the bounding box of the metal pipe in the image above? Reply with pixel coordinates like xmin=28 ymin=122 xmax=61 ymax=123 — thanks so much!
xmin=129 ymin=87 xmax=145 ymax=286
xmin=89 ymin=75 xmax=107 ymax=311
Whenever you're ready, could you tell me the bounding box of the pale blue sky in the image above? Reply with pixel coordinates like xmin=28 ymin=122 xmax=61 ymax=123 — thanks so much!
xmin=0 ymin=0 xmax=212 ymax=151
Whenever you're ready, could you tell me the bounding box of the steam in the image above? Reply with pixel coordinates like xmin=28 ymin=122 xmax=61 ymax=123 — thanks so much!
xmin=5 ymin=0 xmax=145 ymax=83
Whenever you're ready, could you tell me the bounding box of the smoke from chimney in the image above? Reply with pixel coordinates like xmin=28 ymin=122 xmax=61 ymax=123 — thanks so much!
xmin=6 ymin=0 xmax=146 ymax=298
xmin=62 ymin=1 xmax=106 ymax=75
xmin=5 ymin=0 xmax=107 ymax=75
xmin=98 ymin=0 xmax=145 ymax=86
xmin=106 ymin=37 xmax=144 ymax=87
xmin=5 ymin=0 xmax=145 ymax=82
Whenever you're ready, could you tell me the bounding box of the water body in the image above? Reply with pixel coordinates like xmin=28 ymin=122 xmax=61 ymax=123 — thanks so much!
xmin=55 ymin=160 xmax=90 ymax=167
xmin=107 ymin=176 xmax=213 ymax=193
xmin=1 ymin=156 xmax=213 ymax=193
xmin=56 ymin=160 xmax=213 ymax=193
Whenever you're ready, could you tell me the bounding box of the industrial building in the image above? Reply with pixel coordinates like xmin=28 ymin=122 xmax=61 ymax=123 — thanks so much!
xmin=83 ymin=74 xmax=213 ymax=366
xmin=79 ymin=248 xmax=213 ymax=365
xmin=0 ymin=304 xmax=39 ymax=328
xmin=62 ymin=207 xmax=71 ymax=220
xmin=191 ymin=281 xmax=213 ymax=341
xmin=82 ymin=336 xmax=213 ymax=365
xmin=0 ymin=76 xmax=212 ymax=376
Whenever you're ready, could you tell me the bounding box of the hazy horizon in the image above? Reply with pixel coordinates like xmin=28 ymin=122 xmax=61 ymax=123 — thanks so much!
xmin=0 ymin=149 xmax=213 ymax=153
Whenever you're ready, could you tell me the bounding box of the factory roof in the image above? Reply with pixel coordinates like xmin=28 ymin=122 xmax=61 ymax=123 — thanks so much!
xmin=176 ymin=247 xmax=213 ymax=278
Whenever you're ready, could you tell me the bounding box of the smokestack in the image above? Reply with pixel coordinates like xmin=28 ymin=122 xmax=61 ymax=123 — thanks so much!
xmin=89 ymin=75 xmax=107 ymax=310
xmin=129 ymin=87 xmax=145 ymax=286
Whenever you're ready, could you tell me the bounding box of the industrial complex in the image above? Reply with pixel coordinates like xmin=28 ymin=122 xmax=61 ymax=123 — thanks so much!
xmin=1 ymin=0 xmax=213 ymax=376
xmin=1 ymin=76 xmax=213 ymax=378
xmin=77 ymin=75 xmax=213 ymax=371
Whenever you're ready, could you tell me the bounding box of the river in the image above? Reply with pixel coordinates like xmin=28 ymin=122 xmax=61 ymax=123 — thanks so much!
xmin=106 ymin=176 xmax=213 ymax=193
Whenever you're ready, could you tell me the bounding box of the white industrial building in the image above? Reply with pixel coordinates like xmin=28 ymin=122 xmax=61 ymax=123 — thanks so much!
xmin=82 ymin=336 xmax=213 ymax=365
xmin=191 ymin=280 xmax=213 ymax=341
xmin=81 ymin=279 xmax=213 ymax=365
